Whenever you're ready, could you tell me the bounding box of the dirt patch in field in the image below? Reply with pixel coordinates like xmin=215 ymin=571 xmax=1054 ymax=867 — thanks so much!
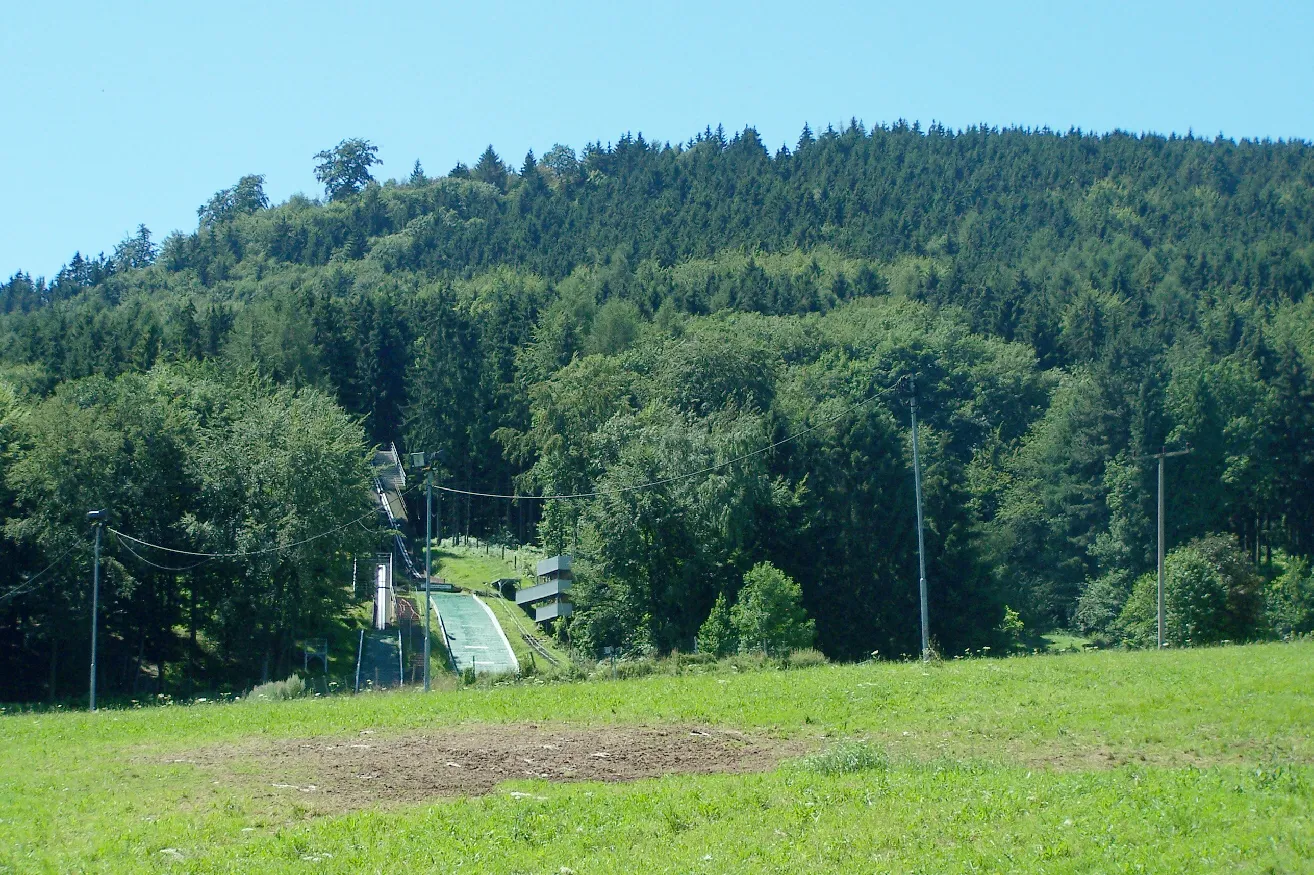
xmin=175 ymin=724 xmax=804 ymax=811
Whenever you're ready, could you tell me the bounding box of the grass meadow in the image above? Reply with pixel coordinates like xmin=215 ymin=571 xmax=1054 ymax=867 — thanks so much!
xmin=1 ymin=641 xmax=1310 ymax=873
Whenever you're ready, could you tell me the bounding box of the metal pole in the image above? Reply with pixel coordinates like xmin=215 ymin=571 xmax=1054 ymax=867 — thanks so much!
xmin=911 ymin=392 xmax=930 ymax=661
xmin=1157 ymin=452 xmax=1166 ymax=649
xmin=424 ymin=467 xmax=433 ymax=692
xmin=89 ymin=522 xmax=102 ymax=712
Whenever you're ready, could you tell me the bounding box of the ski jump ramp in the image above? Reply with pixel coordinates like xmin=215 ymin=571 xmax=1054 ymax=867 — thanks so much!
xmin=430 ymin=591 xmax=519 ymax=676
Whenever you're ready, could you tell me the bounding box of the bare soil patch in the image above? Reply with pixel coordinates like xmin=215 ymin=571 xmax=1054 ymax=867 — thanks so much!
xmin=176 ymin=724 xmax=804 ymax=811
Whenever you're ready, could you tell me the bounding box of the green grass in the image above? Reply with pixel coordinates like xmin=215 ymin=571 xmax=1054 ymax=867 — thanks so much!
xmin=1040 ymin=630 xmax=1092 ymax=653
xmin=2 ymin=642 xmax=1312 ymax=872
xmin=433 ymin=541 xmax=541 ymax=591
xmin=431 ymin=542 xmax=573 ymax=669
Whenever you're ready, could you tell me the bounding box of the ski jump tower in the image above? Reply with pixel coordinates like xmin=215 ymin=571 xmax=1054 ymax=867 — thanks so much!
xmin=516 ymin=555 xmax=574 ymax=623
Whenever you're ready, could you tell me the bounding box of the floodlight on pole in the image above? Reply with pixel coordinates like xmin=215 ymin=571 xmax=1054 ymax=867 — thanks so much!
xmin=86 ymin=509 xmax=107 ymax=712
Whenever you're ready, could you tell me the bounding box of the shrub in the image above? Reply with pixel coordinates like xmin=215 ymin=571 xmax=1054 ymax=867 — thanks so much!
xmin=246 ymin=674 xmax=306 ymax=702
xmin=670 ymin=650 xmax=718 ymax=670
xmin=785 ymin=648 xmax=828 ymax=669
xmin=696 ymin=593 xmax=737 ymax=657
xmin=1193 ymin=534 xmax=1265 ymax=639
xmin=1267 ymin=557 xmax=1314 ymax=639
xmin=995 ymin=605 xmax=1025 ymax=651
xmin=1117 ymin=535 xmax=1261 ymax=647
xmin=730 ymin=562 xmax=815 ymax=656
xmin=1074 ymin=571 xmax=1133 ymax=638
xmin=614 ymin=658 xmax=659 ymax=680
xmin=799 ymin=741 xmax=889 ymax=776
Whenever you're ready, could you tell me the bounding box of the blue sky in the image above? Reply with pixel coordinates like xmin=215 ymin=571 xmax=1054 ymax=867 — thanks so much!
xmin=3 ymin=0 xmax=1311 ymax=280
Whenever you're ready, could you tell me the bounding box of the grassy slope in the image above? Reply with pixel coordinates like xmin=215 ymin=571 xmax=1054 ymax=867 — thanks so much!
xmin=432 ymin=543 xmax=573 ymax=669
xmin=0 ymin=642 xmax=1310 ymax=873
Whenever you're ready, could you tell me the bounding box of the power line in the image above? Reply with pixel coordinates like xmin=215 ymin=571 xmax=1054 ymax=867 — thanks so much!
xmin=435 ymin=381 xmax=903 ymax=501
xmin=114 ymin=535 xmax=215 ymax=572
xmin=93 ymin=380 xmax=903 ymax=557
xmin=0 ymin=535 xmax=89 ymax=604
xmin=108 ymin=482 xmax=420 ymax=559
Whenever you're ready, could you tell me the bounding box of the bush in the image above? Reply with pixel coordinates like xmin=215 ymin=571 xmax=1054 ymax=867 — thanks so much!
xmin=1194 ymin=534 xmax=1265 ymax=639
xmin=696 ymin=593 xmax=737 ymax=657
xmin=784 ymin=648 xmax=829 ymax=669
xmin=615 ymin=658 xmax=659 ymax=680
xmin=246 ymin=674 xmax=306 ymax=701
xmin=1074 ymin=571 xmax=1133 ymax=638
xmin=1116 ymin=535 xmax=1262 ymax=647
xmin=1267 ymin=557 xmax=1314 ymax=639
xmin=670 ymin=650 xmax=719 ymax=669
xmin=995 ymin=605 xmax=1025 ymax=651
xmin=730 ymin=562 xmax=815 ymax=656
xmin=799 ymin=741 xmax=889 ymax=776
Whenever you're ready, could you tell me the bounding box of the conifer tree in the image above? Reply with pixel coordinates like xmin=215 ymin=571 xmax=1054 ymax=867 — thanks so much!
xmin=474 ymin=145 xmax=508 ymax=192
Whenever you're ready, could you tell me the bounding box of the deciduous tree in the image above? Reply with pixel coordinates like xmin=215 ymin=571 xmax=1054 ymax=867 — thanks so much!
xmin=314 ymin=138 xmax=382 ymax=201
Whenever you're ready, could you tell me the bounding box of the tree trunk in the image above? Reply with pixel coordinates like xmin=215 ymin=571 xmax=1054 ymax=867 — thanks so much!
xmin=131 ymin=632 xmax=145 ymax=695
xmin=187 ymin=588 xmax=198 ymax=697
xmin=48 ymin=634 xmax=57 ymax=703
xmin=1255 ymin=512 xmax=1261 ymax=564
xmin=464 ymin=456 xmax=473 ymax=544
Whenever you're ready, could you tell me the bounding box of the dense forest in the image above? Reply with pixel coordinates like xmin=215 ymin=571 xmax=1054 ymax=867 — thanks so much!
xmin=3 ymin=121 xmax=1313 ymax=700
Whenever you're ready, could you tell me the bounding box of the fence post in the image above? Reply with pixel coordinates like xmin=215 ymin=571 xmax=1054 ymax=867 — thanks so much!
xmin=354 ymin=629 xmax=364 ymax=694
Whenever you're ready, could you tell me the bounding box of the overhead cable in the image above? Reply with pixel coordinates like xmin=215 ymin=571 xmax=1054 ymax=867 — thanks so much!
xmin=114 ymin=534 xmax=215 ymax=572
xmin=99 ymin=380 xmax=904 ymax=556
xmin=108 ymin=482 xmax=421 ymax=559
xmin=0 ymin=534 xmax=89 ymax=604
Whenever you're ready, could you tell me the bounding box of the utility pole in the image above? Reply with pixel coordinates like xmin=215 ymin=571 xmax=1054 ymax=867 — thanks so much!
xmin=409 ymin=452 xmax=436 ymax=692
xmin=1131 ymin=446 xmax=1193 ymax=649
xmin=424 ymin=462 xmax=433 ymax=692
xmin=86 ymin=510 xmax=106 ymax=711
xmin=902 ymin=377 xmax=930 ymax=661
xmin=1152 ymin=446 xmax=1192 ymax=648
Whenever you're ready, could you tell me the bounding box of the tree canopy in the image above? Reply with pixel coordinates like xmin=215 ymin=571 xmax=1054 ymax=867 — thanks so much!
xmin=2 ymin=120 xmax=1313 ymax=698
xmin=313 ymin=138 xmax=382 ymax=201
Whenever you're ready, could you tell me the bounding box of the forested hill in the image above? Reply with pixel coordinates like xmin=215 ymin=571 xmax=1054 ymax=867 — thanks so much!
xmin=3 ymin=123 xmax=1313 ymax=696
